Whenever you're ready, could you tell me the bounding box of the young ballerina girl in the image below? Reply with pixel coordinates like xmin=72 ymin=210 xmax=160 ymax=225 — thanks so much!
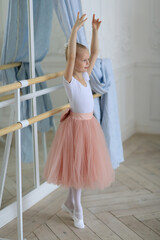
xmin=44 ymin=12 xmax=115 ymax=229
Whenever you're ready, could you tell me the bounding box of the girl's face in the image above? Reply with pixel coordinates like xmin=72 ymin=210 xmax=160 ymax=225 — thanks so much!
xmin=74 ymin=48 xmax=90 ymax=72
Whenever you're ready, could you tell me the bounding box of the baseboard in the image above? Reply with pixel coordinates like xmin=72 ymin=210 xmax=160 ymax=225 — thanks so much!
xmin=135 ymin=124 xmax=160 ymax=134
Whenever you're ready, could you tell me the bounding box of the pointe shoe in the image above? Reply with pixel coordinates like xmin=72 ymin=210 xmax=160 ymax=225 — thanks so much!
xmin=73 ymin=210 xmax=85 ymax=229
xmin=61 ymin=203 xmax=74 ymax=220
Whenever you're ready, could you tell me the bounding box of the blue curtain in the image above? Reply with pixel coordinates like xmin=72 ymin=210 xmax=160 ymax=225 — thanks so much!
xmin=53 ymin=0 xmax=124 ymax=169
xmin=0 ymin=0 xmax=54 ymax=162
xmin=53 ymin=0 xmax=88 ymax=46
xmin=90 ymin=59 xmax=124 ymax=169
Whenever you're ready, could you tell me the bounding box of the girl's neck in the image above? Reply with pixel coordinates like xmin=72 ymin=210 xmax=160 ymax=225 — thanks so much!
xmin=73 ymin=71 xmax=83 ymax=80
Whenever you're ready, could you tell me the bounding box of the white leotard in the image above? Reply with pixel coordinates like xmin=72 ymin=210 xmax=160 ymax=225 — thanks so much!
xmin=63 ymin=71 xmax=94 ymax=113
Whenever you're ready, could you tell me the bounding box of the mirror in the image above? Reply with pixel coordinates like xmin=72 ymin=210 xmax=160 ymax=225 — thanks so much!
xmin=0 ymin=0 xmax=69 ymax=210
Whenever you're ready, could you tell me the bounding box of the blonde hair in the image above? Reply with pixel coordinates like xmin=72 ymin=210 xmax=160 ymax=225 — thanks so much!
xmin=65 ymin=42 xmax=88 ymax=61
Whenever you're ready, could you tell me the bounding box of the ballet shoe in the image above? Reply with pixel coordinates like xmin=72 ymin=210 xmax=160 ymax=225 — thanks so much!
xmin=61 ymin=203 xmax=74 ymax=220
xmin=73 ymin=210 xmax=85 ymax=229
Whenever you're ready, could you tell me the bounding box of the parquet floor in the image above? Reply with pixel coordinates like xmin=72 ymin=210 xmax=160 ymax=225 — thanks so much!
xmin=0 ymin=133 xmax=160 ymax=240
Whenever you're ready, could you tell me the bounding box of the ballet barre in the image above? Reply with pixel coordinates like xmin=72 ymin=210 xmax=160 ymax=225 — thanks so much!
xmin=0 ymin=61 xmax=64 ymax=240
xmin=0 ymin=93 xmax=101 ymax=137
xmin=0 ymin=62 xmax=21 ymax=70
xmin=0 ymin=70 xmax=64 ymax=94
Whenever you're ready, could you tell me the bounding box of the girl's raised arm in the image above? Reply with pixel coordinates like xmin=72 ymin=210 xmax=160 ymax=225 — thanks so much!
xmin=87 ymin=14 xmax=101 ymax=76
xmin=64 ymin=12 xmax=87 ymax=83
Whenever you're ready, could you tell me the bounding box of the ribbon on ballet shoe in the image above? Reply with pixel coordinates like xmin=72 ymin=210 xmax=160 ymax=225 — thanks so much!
xmin=60 ymin=108 xmax=71 ymax=122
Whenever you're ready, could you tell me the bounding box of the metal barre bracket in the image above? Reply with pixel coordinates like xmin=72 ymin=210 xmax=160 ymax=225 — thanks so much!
xmin=19 ymin=80 xmax=29 ymax=88
xmin=18 ymin=120 xmax=29 ymax=128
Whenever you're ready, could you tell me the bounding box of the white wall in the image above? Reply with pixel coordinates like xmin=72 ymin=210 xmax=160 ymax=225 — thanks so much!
xmin=0 ymin=0 xmax=160 ymax=138
xmin=81 ymin=0 xmax=136 ymax=140
xmin=134 ymin=0 xmax=160 ymax=134
xmin=81 ymin=0 xmax=160 ymax=137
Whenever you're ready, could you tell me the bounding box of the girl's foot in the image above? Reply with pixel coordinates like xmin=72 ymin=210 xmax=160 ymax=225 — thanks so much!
xmin=73 ymin=209 xmax=85 ymax=229
xmin=61 ymin=203 xmax=74 ymax=220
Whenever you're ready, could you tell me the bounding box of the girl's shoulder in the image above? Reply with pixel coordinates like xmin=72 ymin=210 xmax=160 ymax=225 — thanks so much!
xmin=63 ymin=75 xmax=75 ymax=86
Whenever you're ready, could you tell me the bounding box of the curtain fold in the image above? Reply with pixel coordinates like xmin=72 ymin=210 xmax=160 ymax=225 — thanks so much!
xmin=53 ymin=0 xmax=88 ymax=47
xmin=53 ymin=0 xmax=124 ymax=169
xmin=90 ymin=59 xmax=124 ymax=169
xmin=0 ymin=0 xmax=54 ymax=162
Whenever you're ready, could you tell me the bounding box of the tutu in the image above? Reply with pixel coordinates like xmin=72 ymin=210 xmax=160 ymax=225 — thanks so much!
xmin=43 ymin=108 xmax=115 ymax=189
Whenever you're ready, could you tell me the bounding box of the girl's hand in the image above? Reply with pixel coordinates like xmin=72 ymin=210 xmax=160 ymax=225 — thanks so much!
xmin=74 ymin=12 xmax=87 ymax=30
xmin=92 ymin=14 xmax=102 ymax=30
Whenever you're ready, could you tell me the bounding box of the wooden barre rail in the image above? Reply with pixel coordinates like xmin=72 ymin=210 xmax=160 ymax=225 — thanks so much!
xmin=0 ymin=93 xmax=101 ymax=137
xmin=0 ymin=62 xmax=21 ymax=70
xmin=0 ymin=92 xmax=24 ymax=102
xmin=0 ymin=93 xmax=15 ymax=102
xmin=0 ymin=70 xmax=65 ymax=94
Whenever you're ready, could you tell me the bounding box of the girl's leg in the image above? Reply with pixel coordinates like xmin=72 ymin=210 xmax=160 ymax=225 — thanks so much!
xmin=72 ymin=188 xmax=83 ymax=219
xmin=64 ymin=187 xmax=74 ymax=211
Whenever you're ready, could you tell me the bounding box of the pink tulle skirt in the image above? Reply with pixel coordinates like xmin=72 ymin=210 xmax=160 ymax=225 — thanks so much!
xmin=43 ymin=108 xmax=115 ymax=189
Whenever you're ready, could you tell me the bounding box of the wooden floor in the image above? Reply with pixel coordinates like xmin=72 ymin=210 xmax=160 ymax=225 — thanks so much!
xmin=0 ymin=133 xmax=160 ymax=240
